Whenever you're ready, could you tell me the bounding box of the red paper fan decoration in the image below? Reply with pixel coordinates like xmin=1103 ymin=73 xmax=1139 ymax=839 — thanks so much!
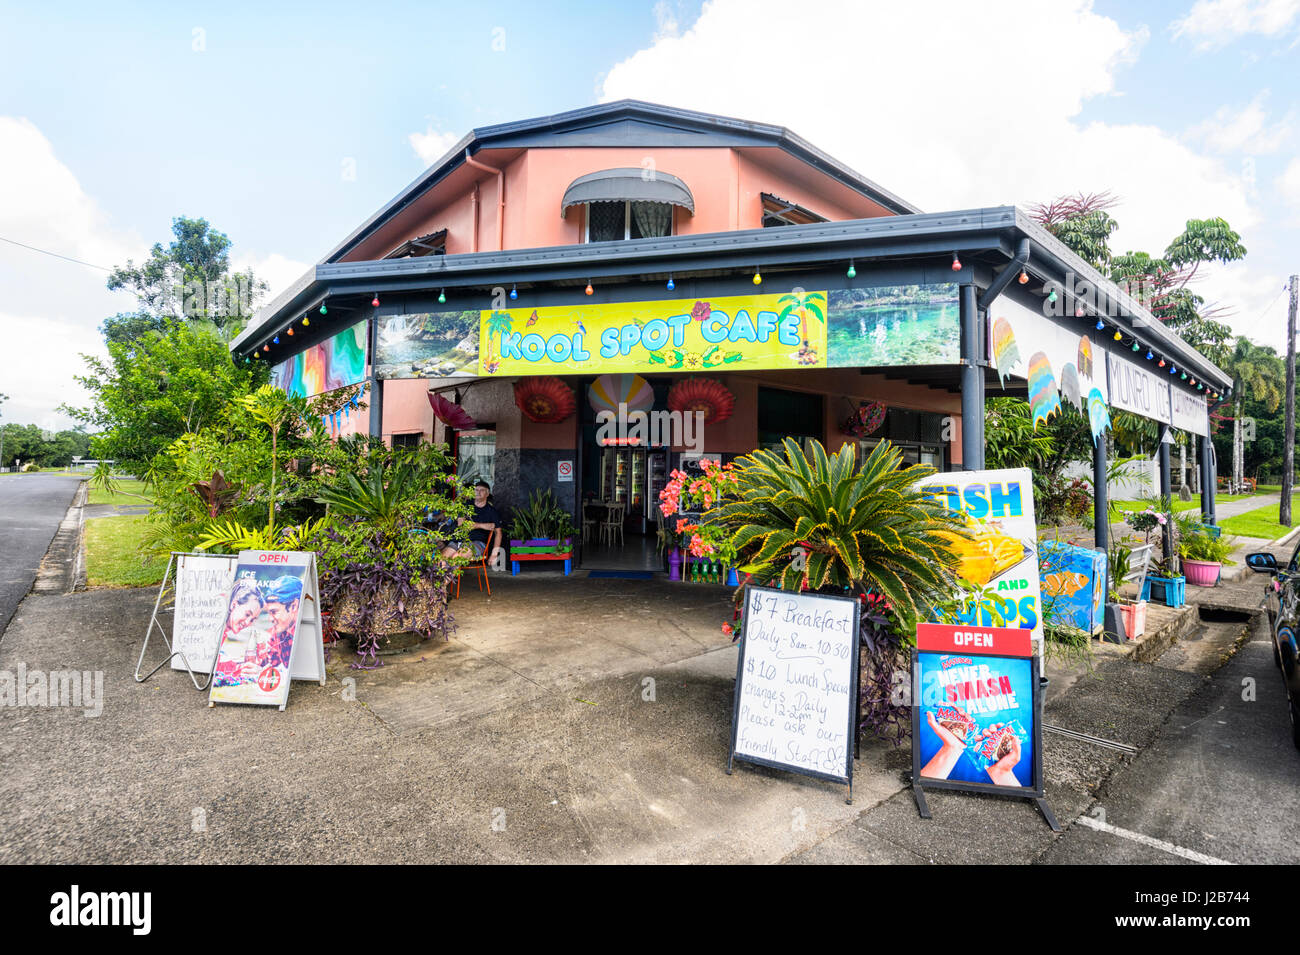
xmin=667 ymin=377 xmax=735 ymax=425
xmin=514 ymin=376 xmax=577 ymax=423
xmin=428 ymin=392 xmax=478 ymax=431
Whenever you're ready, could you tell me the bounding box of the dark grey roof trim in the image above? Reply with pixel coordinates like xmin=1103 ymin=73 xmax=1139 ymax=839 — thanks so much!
xmin=318 ymin=99 xmax=920 ymax=264
xmin=561 ymin=168 xmax=694 ymax=216
xmin=234 ymin=204 xmax=1230 ymax=392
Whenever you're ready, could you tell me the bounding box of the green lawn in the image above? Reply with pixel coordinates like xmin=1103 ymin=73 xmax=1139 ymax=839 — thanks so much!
xmin=84 ymin=516 xmax=167 ymax=588
xmin=87 ymin=478 xmax=153 ymax=507
xmin=1219 ymin=498 xmax=1300 ymax=541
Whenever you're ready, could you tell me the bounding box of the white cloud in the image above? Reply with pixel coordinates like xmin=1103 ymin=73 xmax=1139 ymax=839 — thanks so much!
xmin=231 ymin=250 xmax=312 ymax=307
xmin=0 ymin=116 xmax=145 ymax=430
xmin=652 ymin=1 xmax=683 ymax=41
xmin=408 ymin=126 xmax=461 ymax=166
xmin=599 ymin=0 xmax=1267 ymax=337
xmin=1172 ymin=0 xmax=1300 ymax=49
xmin=1278 ymin=156 xmax=1300 ymax=208
xmin=1187 ymin=91 xmax=1291 ymax=153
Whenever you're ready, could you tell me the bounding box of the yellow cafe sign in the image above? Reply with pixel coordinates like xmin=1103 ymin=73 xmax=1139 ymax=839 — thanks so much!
xmin=478 ymin=290 xmax=828 ymax=376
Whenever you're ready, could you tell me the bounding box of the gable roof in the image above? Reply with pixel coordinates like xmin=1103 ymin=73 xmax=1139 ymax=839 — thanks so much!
xmin=319 ymin=99 xmax=921 ymax=264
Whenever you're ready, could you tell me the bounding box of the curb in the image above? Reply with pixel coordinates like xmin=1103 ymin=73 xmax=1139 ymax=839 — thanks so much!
xmin=33 ymin=479 xmax=88 ymax=595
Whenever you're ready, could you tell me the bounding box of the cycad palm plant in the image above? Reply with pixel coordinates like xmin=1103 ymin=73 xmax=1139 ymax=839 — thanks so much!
xmin=707 ymin=438 xmax=965 ymax=632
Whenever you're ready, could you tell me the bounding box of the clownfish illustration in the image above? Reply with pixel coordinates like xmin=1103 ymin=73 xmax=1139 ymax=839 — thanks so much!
xmin=1043 ymin=571 xmax=1089 ymax=597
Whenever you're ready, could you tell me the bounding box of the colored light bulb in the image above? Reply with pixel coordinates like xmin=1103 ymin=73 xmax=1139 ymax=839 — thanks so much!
xmin=847 ymin=262 xmax=856 ymax=278
xmin=585 ymin=282 xmax=593 ymax=296
xmin=319 ymin=304 xmax=328 ymax=315
xmin=372 ymin=294 xmax=380 ymax=307
xmin=509 ymin=285 xmax=517 ymax=300
xmin=666 ymin=275 xmax=675 ymax=291
xmin=438 ymin=289 xmax=446 ymax=304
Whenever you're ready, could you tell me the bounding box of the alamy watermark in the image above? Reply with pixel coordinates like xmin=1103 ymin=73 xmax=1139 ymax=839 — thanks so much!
xmin=595 ymin=403 xmax=705 ymax=455
xmin=0 ymin=664 xmax=103 ymax=717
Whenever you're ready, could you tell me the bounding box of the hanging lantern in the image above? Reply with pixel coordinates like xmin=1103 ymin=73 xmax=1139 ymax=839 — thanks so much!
xmin=588 ymin=374 xmax=654 ymax=414
xmin=667 ymin=377 xmax=736 ymax=426
xmin=514 ymin=377 xmax=577 ymax=423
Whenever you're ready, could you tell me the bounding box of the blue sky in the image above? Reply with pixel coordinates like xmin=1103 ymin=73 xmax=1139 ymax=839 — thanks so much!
xmin=1 ymin=0 xmax=1296 ymax=428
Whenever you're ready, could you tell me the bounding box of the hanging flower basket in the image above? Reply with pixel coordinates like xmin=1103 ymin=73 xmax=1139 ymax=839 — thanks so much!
xmin=667 ymin=377 xmax=735 ymax=425
xmin=428 ymin=392 xmax=477 ymax=430
xmin=514 ymin=376 xmax=577 ymax=423
xmin=840 ymin=400 xmax=886 ymax=438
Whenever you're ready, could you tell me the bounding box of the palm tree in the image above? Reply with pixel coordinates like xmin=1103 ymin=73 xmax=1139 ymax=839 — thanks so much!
xmin=1225 ymin=337 xmax=1284 ymax=489
xmin=485 ymin=310 xmax=513 ymax=366
xmin=777 ymin=291 xmax=826 ymax=347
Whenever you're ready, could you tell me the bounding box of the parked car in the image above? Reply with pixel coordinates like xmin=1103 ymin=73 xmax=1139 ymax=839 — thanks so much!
xmin=1246 ymin=544 xmax=1300 ymax=748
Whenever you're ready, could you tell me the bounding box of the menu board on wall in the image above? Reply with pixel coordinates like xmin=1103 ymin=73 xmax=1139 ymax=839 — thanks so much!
xmin=728 ymin=586 xmax=860 ymax=794
xmin=1107 ymin=351 xmax=1172 ymax=425
xmin=1171 ymin=388 xmax=1209 ymax=436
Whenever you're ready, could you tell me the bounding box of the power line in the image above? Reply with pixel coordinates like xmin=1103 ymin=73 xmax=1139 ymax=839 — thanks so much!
xmin=0 ymin=234 xmax=112 ymax=272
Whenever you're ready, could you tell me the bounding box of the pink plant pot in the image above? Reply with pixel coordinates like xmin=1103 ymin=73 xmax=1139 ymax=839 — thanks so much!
xmin=1119 ymin=601 xmax=1146 ymax=640
xmin=1182 ymin=559 xmax=1221 ymax=587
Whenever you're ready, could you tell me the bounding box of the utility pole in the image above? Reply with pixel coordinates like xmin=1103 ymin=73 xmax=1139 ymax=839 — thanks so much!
xmin=0 ymin=393 xmax=8 ymax=473
xmin=1283 ymin=275 xmax=1297 ymax=527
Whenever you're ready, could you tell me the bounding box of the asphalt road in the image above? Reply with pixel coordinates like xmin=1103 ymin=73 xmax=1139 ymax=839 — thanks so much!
xmin=1043 ymin=610 xmax=1300 ymax=864
xmin=0 ymin=473 xmax=83 ymax=639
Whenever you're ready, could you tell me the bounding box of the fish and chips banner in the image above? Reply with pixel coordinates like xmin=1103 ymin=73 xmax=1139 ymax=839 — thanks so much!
xmin=918 ymin=468 xmax=1044 ymax=659
xmin=208 ymin=551 xmax=325 ymax=710
xmin=910 ymin=622 xmax=1056 ymax=829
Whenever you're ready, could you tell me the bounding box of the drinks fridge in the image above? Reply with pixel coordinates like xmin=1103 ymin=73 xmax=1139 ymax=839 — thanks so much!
xmin=598 ymin=447 xmax=667 ymax=534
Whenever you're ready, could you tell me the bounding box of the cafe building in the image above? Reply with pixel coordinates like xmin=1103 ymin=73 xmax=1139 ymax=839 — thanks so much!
xmin=232 ymin=100 xmax=1232 ymax=571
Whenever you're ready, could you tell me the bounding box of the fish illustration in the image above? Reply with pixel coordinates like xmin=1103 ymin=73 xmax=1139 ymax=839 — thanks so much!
xmin=1043 ymin=571 xmax=1089 ymax=597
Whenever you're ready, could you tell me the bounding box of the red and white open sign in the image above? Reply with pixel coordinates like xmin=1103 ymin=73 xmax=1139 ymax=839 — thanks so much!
xmin=916 ymin=623 xmax=1033 ymax=658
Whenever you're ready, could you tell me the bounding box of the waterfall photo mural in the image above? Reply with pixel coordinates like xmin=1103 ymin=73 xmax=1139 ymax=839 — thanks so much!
xmin=374 ymin=310 xmax=480 ymax=379
xmin=826 ymin=284 xmax=960 ymax=367
xmin=270 ymin=321 xmax=367 ymax=398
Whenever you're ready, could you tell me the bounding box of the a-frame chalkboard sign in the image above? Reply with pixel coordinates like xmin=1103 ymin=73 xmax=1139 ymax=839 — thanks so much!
xmin=727 ymin=585 xmax=861 ymax=804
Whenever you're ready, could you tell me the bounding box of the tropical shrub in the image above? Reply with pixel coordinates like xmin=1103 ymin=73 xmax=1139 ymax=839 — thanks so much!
xmin=507 ymin=489 xmax=577 ymax=541
xmin=700 ymin=439 xmax=968 ymax=742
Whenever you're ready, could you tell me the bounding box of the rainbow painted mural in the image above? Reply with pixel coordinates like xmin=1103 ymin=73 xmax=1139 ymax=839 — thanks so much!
xmin=271 ymin=321 xmax=367 ymax=398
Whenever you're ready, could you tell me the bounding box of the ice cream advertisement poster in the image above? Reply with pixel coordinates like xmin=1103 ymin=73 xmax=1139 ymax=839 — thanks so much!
xmin=208 ymin=552 xmax=313 ymax=708
xmin=915 ymin=645 xmax=1036 ymax=790
xmin=477 ymin=290 xmax=828 ymax=377
xmin=918 ymin=467 xmax=1044 ymax=654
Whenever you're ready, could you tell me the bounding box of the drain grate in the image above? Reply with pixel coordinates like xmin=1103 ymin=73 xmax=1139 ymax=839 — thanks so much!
xmin=1196 ymin=606 xmax=1254 ymax=623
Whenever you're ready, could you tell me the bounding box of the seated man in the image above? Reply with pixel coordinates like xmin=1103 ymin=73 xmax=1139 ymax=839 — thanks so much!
xmin=441 ymin=481 xmax=502 ymax=561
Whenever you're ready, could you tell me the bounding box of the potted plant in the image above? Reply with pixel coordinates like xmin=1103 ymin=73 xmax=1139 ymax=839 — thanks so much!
xmin=1107 ymin=539 xmax=1146 ymax=639
xmin=1125 ymin=504 xmax=1185 ymax=608
xmin=507 ymin=489 xmax=576 ymax=575
xmin=312 ymin=445 xmax=471 ymax=664
xmin=699 ymin=439 xmax=970 ymax=743
xmin=1178 ymin=521 xmax=1234 ymax=587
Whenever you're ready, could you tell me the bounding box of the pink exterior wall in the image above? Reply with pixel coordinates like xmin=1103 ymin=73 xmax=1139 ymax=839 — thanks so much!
xmin=343 ymin=144 xmax=898 ymax=263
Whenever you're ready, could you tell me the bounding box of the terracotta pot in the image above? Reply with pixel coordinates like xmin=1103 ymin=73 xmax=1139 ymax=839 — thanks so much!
xmin=1182 ymin=559 xmax=1221 ymax=587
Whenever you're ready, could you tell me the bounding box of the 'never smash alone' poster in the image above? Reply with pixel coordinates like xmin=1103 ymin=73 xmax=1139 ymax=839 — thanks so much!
xmin=914 ymin=624 xmax=1038 ymax=791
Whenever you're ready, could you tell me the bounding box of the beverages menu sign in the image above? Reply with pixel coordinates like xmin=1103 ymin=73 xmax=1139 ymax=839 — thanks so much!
xmin=728 ymin=586 xmax=860 ymax=799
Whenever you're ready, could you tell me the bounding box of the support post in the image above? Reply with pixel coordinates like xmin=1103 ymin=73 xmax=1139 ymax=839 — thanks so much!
xmin=1093 ymin=435 xmax=1108 ymax=550
xmin=1198 ymin=434 xmax=1211 ymax=525
xmin=1158 ymin=425 xmax=1173 ymax=559
xmin=1207 ymin=426 xmax=1218 ymax=525
xmin=959 ymin=284 xmax=984 ymax=471
xmin=367 ymin=314 xmax=383 ymax=440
